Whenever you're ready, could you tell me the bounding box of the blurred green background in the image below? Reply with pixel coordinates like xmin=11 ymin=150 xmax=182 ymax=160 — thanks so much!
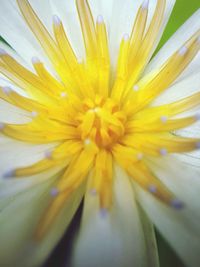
xmin=158 ymin=0 xmax=200 ymax=49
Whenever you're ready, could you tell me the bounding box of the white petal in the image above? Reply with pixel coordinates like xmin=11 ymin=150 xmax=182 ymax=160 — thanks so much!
xmin=0 ymin=178 xmax=84 ymax=267
xmin=174 ymin=121 xmax=200 ymax=168
xmin=151 ymin=71 xmax=200 ymax=106
xmin=0 ymin=40 xmax=31 ymax=70
xmin=145 ymin=9 xmax=200 ymax=81
xmin=0 ymin=0 xmax=52 ymax=69
xmin=135 ymin=156 xmax=200 ymax=267
xmin=71 ymin=166 xmax=159 ymax=267
xmin=0 ymin=100 xmax=31 ymax=124
xmin=0 ymin=135 xmax=57 ymax=181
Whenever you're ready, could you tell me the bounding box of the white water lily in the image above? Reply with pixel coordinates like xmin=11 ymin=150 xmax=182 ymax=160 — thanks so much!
xmin=0 ymin=0 xmax=200 ymax=267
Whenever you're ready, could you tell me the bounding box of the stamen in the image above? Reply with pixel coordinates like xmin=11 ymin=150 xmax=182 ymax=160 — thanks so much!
xmin=178 ymin=46 xmax=188 ymax=56
xmin=0 ymin=48 xmax=7 ymax=55
xmin=3 ymin=169 xmax=15 ymax=178
xmin=31 ymin=56 xmax=41 ymax=65
xmin=31 ymin=111 xmax=38 ymax=118
xmin=133 ymin=84 xmax=139 ymax=91
xmin=160 ymin=116 xmax=167 ymax=123
xmin=90 ymin=188 xmax=97 ymax=196
xmin=84 ymin=138 xmax=91 ymax=145
xmin=123 ymin=33 xmax=130 ymax=41
xmin=2 ymin=86 xmax=12 ymax=95
xmin=0 ymin=122 xmax=5 ymax=130
xmin=60 ymin=92 xmax=67 ymax=98
xmin=53 ymin=15 xmax=61 ymax=25
xmin=196 ymin=142 xmax=200 ymax=149
xmin=195 ymin=113 xmax=200 ymax=121
xmin=100 ymin=208 xmax=108 ymax=218
xmin=50 ymin=187 xmax=59 ymax=197
xmin=171 ymin=199 xmax=184 ymax=210
xmin=142 ymin=0 xmax=149 ymax=9
xmin=148 ymin=184 xmax=157 ymax=193
xmin=44 ymin=150 xmax=52 ymax=159
xmin=137 ymin=153 xmax=143 ymax=160
xmin=97 ymin=15 xmax=104 ymax=24
xmin=160 ymin=148 xmax=167 ymax=156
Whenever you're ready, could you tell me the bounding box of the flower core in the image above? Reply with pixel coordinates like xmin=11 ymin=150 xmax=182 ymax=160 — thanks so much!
xmin=77 ymin=96 xmax=127 ymax=148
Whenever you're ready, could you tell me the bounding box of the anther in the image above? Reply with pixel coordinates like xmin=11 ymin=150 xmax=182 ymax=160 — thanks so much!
xmin=84 ymin=138 xmax=91 ymax=145
xmin=137 ymin=153 xmax=143 ymax=160
xmin=50 ymin=187 xmax=59 ymax=197
xmin=31 ymin=57 xmax=40 ymax=65
xmin=133 ymin=84 xmax=139 ymax=91
xmin=3 ymin=169 xmax=15 ymax=178
xmin=178 ymin=46 xmax=188 ymax=56
xmin=31 ymin=111 xmax=38 ymax=118
xmin=160 ymin=116 xmax=167 ymax=123
xmin=0 ymin=122 xmax=5 ymax=130
xmin=123 ymin=33 xmax=129 ymax=41
xmin=148 ymin=184 xmax=157 ymax=193
xmin=60 ymin=92 xmax=67 ymax=98
xmin=45 ymin=150 xmax=52 ymax=159
xmin=196 ymin=142 xmax=200 ymax=149
xmin=90 ymin=188 xmax=97 ymax=196
xmin=171 ymin=199 xmax=184 ymax=210
xmin=160 ymin=148 xmax=167 ymax=156
xmin=97 ymin=15 xmax=104 ymax=24
xmin=89 ymin=107 xmax=99 ymax=113
xmin=53 ymin=15 xmax=61 ymax=25
xmin=194 ymin=113 xmax=200 ymax=121
xmin=77 ymin=58 xmax=83 ymax=64
xmin=2 ymin=86 xmax=12 ymax=95
xmin=142 ymin=0 xmax=149 ymax=9
xmin=100 ymin=208 xmax=108 ymax=218
xmin=0 ymin=48 xmax=7 ymax=55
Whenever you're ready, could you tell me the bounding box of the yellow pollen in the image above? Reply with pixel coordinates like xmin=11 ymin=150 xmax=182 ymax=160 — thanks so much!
xmin=0 ymin=0 xmax=199 ymax=239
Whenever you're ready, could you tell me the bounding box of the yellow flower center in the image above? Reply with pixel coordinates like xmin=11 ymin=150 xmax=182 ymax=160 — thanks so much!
xmin=76 ymin=96 xmax=126 ymax=148
xmin=0 ymin=0 xmax=200 ymax=239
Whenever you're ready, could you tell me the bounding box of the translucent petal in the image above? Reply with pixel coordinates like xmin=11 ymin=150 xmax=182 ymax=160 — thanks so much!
xmin=135 ymin=156 xmax=200 ymax=267
xmin=0 ymin=178 xmax=84 ymax=267
xmin=71 ymin=166 xmax=159 ymax=267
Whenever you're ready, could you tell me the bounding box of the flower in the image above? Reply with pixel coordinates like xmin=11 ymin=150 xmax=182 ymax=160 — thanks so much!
xmin=0 ymin=0 xmax=199 ymax=266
